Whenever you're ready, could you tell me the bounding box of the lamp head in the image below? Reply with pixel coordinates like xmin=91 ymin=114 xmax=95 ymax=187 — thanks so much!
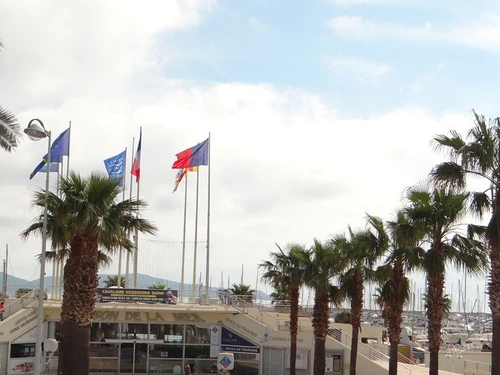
xmin=24 ymin=119 xmax=48 ymax=141
xmin=44 ymin=338 xmax=59 ymax=354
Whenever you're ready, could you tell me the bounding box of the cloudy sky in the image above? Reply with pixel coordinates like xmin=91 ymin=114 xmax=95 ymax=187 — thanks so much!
xmin=0 ymin=0 xmax=498 ymax=307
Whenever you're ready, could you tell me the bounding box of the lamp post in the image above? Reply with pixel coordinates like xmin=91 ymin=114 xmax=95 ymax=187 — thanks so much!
xmin=24 ymin=119 xmax=51 ymax=375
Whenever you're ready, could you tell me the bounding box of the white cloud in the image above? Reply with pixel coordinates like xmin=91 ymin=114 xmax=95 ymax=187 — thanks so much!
xmin=327 ymin=16 xmax=383 ymax=39
xmin=328 ymin=0 xmax=396 ymax=7
xmin=0 ymin=1 xmax=488 ymax=293
xmin=326 ymin=56 xmax=392 ymax=82
xmin=328 ymin=14 xmax=500 ymax=54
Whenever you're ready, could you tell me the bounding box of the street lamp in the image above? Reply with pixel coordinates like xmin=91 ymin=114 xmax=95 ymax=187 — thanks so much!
xmin=24 ymin=119 xmax=51 ymax=375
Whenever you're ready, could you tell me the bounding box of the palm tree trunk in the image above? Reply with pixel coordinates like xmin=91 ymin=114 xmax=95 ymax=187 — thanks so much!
xmin=312 ymin=293 xmax=330 ymax=375
xmin=489 ymin=187 xmax=500 ymax=374
xmin=61 ymin=232 xmax=99 ymax=375
xmin=349 ymin=273 xmax=363 ymax=375
xmin=389 ymin=342 xmax=399 ymax=375
xmin=387 ymin=260 xmax=404 ymax=375
xmin=289 ymin=285 xmax=300 ymax=375
xmin=426 ymin=270 xmax=445 ymax=375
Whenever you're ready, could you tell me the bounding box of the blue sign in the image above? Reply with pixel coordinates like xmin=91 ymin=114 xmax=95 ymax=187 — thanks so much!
xmin=221 ymin=327 xmax=256 ymax=347
xmin=221 ymin=327 xmax=260 ymax=353
xmin=221 ymin=345 xmax=260 ymax=354
xmin=219 ymin=356 xmax=233 ymax=369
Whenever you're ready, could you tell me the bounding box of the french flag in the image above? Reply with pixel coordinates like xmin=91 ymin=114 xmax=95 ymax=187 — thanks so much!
xmin=131 ymin=129 xmax=142 ymax=182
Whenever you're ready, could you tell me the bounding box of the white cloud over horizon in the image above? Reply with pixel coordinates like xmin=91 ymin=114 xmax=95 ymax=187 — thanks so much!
xmin=326 ymin=56 xmax=392 ymax=81
xmin=328 ymin=13 xmax=500 ymax=54
xmin=0 ymin=0 xmax=493 ymax=302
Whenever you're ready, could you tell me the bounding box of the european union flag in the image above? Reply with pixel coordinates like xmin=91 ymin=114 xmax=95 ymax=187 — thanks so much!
xmin=29 ymin=128 xmax=71 ymax=180
xmin=104 ymin=150 xmax=126 ymax=185
xmin=49 ymin=128 xmax=70 ymax=162
xmin=40 ymin=162 xmax=59 ymax=173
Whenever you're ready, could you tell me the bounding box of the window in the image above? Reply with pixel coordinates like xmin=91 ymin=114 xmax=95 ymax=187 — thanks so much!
xmin=10 ymin=344 xmax=35 ymax=358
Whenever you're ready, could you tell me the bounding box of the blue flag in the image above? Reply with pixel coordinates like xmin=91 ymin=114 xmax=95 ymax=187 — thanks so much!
xmin=29 ymin=128 xmax=71 ymax=180
xmin=40 ymin=162 xmax=59 ymax=173
xmin=104 ymin=150 xmax=126 ymax=185
xmin=49 ymin=128 xmax=70 ymax=163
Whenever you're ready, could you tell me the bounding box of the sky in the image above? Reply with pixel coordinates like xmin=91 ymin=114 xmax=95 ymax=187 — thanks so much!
xmin=0 ymin=0 xmax=499 ymax=309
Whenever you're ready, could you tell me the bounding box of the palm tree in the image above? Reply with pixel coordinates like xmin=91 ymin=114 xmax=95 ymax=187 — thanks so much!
xmin=404 ymin=186 xmax=488 ymax=375
xmin=372 ymin=284 xmax=390 ymax=327
xmin=303 ymin=239 xmax=344 ymax=375
xmin=103 ymin=275 xmax=126 ymax=288
xmin=431 ymin=111 xmax=500 ymax=373
xmin=333 ymin=311 xmax=351 ymax=324
xmin=22 ymin=172 xmax=157 ymax=375
xmin=334 ymin=217 xmax=388 ymax=375
xmin=269 ymin=281 xmax=290 ymax=306
xmin=15 ymin=288 xmax=34 ymax=298
xmin=148 ymin=283 xmax=166 ymax=289
xmin=375 ymin=210 xmax=420 ymax=375
xmin=260 ymin=243 xmax=309 ymax=375
xmin=229 ymin=283 xmax=255 ymax=305
xmin=0 ymin=41 xmax=21 ymax=152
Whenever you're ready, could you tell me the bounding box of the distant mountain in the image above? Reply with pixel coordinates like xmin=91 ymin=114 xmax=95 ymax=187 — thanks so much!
xmin=0 ymin=272 xmax=270 ymax=300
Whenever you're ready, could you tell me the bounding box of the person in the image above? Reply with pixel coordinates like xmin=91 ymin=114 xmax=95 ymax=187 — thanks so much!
xmin=166 ymin=290 xmax=178 ymax=304
xmin=184 ymin=360 xmax=191 ymax=375
xmin=0 ymin=301 xmax=5 ymax=321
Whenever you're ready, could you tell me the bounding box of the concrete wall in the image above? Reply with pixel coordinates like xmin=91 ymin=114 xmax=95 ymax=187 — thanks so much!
xmin=432 ymin=352 xmax=491 ymax=374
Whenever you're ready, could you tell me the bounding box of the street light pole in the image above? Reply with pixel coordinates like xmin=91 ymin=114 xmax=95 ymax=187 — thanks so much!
xmin=25 ymin=119 xmax=51 ymax=375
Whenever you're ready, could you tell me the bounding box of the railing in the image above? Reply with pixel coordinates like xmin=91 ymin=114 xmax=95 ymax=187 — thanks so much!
xmin=464 ymin=360 xmax=491 ymax=375
xmin=3 ymin=288 xmax=38 ymax=320
xmin=328 ymin=328 xmax=413 ymax=375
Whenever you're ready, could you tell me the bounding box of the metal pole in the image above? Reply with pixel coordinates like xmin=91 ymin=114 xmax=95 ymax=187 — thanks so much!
xmin=125 ymin=138 xmax=135 ymax=288
xmin=34 ymin=130 xmax=51 ymax=375
xmin=192 ymin=169 xmax=200 ymax=303
xmin=180 ymin=173 xmax=188 ymax=302
xmin=205 ymin=133 xmax=211 ymax=304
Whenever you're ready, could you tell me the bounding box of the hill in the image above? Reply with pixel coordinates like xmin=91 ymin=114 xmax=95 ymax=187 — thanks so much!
xmin=0 ymin=272 xmax=270 ymax=300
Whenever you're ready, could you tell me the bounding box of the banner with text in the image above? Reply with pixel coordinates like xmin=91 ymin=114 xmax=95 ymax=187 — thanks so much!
xmin=97 ymin=288 xmax=178 ymax=304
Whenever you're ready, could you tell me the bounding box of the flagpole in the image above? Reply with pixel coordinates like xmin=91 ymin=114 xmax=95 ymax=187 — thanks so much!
xmin=66 ymin=121 xmax=71 ymax=177
xmin=180 ymin=172 xmax=188 ymax=303
xmin=126 ymin=138 xmax=135 ymax=288
xmin=192 ymin=167 xmax=200 ymax=303
xmin=117 ymin=147 xmax=127 ymax=289
xmin=133 ymin=127 xmax=142 ymax=289
xmin=205 ymin=133 xmax=211 ymax=304
xmin=52 ymin=162 xmax=61 ymax=297
xmin=59 ymin=120 xmax=71 ymax=298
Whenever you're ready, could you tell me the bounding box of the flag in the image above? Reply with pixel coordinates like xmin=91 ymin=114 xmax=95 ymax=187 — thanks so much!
xmin=172 ymin=169 xmax=186 ymax=193
xmin=172 ymin=138 xmax=208 ymax=169
xmin=29 ymin=128 xmax=70 ymax=180
xmin=104 ymin=150 xmax=126 ymax=185
xmin=40 ymin=162 xmax=59 ymax=173
xmin=172 ymin=167 xmax=198 ymax=193
xmin=131 ymin=129 xmax=142 ymax=183
xmin=49 ymin=128 xmax=70 ymax=162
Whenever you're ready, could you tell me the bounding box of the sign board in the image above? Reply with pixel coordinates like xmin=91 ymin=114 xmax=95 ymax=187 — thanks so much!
xmin=217 ymin=353 xmax=234 ymax=371
xmin=9 ymin=358 xmax=34 ymax=374
xmin=220 ymin=327 xmax=259 ymax=354
xmin=97 ymin=288 xmax=178 ymax=304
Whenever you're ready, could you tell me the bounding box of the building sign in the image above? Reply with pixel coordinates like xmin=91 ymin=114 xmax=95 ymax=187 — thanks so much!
xmin=97 ymin=288 xmax=178 ymax=304
xmin=92 ymin=311 xmax=208 ymax=323
xmin=9 ymin=358 xmax=34 ymax=374
xmin=220 ymin=327 xmax=259 ymax=354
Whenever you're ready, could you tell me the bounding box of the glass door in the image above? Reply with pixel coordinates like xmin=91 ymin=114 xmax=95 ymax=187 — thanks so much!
xmin=134 ymin=343 xmax=148 ymax=373
xmin=120 ymin=343 xmax=134 ymax=373
xmin=119 ymin=342 xmax=148 ymax=373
